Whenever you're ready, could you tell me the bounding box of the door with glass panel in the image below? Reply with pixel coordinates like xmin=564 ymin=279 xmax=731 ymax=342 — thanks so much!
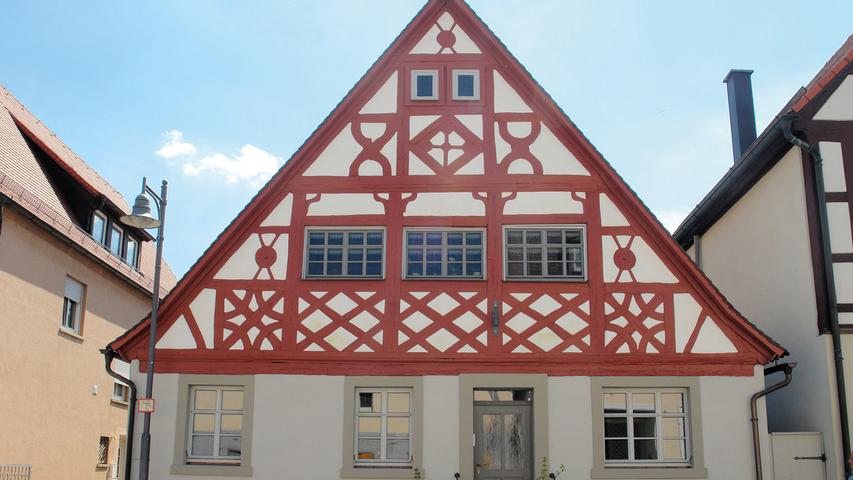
xmin=473 ymin=389 xmax=533 ymax=480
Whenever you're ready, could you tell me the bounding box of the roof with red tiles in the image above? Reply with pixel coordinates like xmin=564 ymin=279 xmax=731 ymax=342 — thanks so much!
xmin=0 ymin=85 xmax=176 ymax=296
xmin=792 ymin=34 xmax=853 ymax=112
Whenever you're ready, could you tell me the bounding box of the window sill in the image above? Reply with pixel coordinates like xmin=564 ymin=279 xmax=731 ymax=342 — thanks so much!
xmin=96 ymin=463 xmax=108 ymax=469
xmin=340 ymin=466 xmax=421 ymax=479
xmin=591 ymin=466 xmax=708 ymax=479
xmin=170 ymin=463 xmax=252 ymax=477
xmin=110 ymin=398 xmax=129 ymax=407
xmin=58 ymin=328 xmax=84 ymax=342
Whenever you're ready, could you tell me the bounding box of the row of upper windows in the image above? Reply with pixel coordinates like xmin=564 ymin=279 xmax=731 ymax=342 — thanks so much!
xmin=411 ymin=69 xmax=480 ymax=101
xmin=90 ymin=210 xmax=139 ymax=269
xmin=303 ymin=226 xmax=586 ymax=281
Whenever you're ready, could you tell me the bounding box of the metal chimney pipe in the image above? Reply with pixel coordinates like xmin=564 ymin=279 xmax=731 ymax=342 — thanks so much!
xmin=723 ymin=69 xmax=757 ymax=162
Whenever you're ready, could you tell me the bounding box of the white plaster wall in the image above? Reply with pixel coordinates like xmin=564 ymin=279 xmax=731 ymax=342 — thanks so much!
xmin=697 ymin=146 xmax=845 ymax=479
xmin=129 ymin=368 xmax=775 ymax=480
xmin=815 ymin=75 xmax=853 ymax=121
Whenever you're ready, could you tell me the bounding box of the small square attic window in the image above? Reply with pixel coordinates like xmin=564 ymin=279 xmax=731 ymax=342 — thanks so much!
xmin=411 ymin=70 xmax=439 ymax=100
xmin=453 ymin=70 xmax=479 ymax=100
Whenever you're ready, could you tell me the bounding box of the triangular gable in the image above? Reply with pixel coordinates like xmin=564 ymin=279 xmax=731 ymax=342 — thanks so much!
xmin=111 ymin=0 xmax=783 ymax=374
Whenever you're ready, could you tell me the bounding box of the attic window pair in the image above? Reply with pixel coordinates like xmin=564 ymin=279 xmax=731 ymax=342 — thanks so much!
xmin=411 ymin=70 xmax=479 ymax=101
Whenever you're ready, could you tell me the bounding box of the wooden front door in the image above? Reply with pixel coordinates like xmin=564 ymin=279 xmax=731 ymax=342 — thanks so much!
xmin=473 ymin=390 xmax=533 ymax=480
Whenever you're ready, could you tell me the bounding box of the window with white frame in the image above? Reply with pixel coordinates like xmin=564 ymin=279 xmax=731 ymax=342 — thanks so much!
xmin=602 ymin=389 xmax=690 ymax=464
xmin=91 ymin=211 xmax=107 ymax=244
xmin=112 ymin=382 xmax=129 ymax=403
xmin=505 ymin=226 xmax=586 ymax=280
xmin=108 ymin=224 xmax=123 ymax=257
xmin=404 ymin=229 xmax=484 ymax=278
xmin=452 ymin=70 xmax=480 ymax=100
xmin=124 ymin=237 xmax=139 ymax=269
xmin=411 ymin=70 xmax=439 ymax=100
xmin=187 ymin=386 xmax=245 ymax=464
xmin=62 ymin=276 xmax=85 ymax=334
xmin=355 ymin=388 xmax=413 ymax=466
xmin=98 ymin=436 xmax=110 ymax=465
xmin=305 ymin=229 xmax=384 ymax=278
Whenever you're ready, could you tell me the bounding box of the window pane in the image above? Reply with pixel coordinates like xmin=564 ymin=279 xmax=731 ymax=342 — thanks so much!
xmin=425 ymin=249 xmax=442 ymax=262
xmin=327 ymin=262 xmax=343 ymax=276
xmin=221 ymin=414 xmax=242 ymax=434
xmin=387 ymin=438 xmax=410 ymax=460
xmin=525 ymin=231 xmax=542 ymax=244
xmin=547 ymin=262 xmax=563 ymax=276
xmin=604 ymin=439 xmax=628 ymax=460
xmin=348 ymin=232 xmax=364 ymax=245
xmin=109 ymin=226 xmax=122 ymax=256
xmin=348 ymin=263 xmax=364 ymax=276
xmin=526 ymin=262 xmax=542 ymax=276
xmin=482 ymin=414 xmax=502 ymax=469
xmin=366 ymin=249 xmax=382 ymax=261
xmin=308 ymin=248 xmax=324 ymax=262
xmin=603 ymin=393 xmax=627 ymax=413
xmin=466 ymin=232 xmax=482 ymax=245
xmin=507 ymin=248 xmax=523 ymax=262
xmin=604 ymin=417 xmax=627 ymax=438
xmin=194 ymin=390 xmax=217 ymax=410
xmin=632 ymin=393 xmax=656 ymax=413
xmin=457 ymin=74 xmax=475 ymax=97
xmin=633 ymin=417 xmax=656 ymax=438
xmin=193 ymin=414 xmax=215 ymax=433
xmin=416 ymin=74 xmax=434 ymax=98
xmin=366 ymin=263 xmax=382 ymax=276
xmin=309 ymin=232 xmax=325 ymax=245
xmin=191 ymin=435 xmax=214 ymax=456
xmin=327 ymin=248 xmax=343 ymax=261
xmin=507 ymin=262 xmax=524 ymax=276
xmin=662 ymin=439 xmax=687 ymax=461
xmin=526 ymin=248 xmax=541 ymax=261
xmin=359 ymin=392 xmax=381 ymax=413
xmin=408 ymin=232 xmax=424 ymax=245
xmin=662 ymin=417 xmax=685 ymax=437
xmin=92 ymin=214 xmax=106 ymax=243
xmin=447 ymin=263 xmax=463 ymax=276
xmin=426 ymin=233 xmax=442 ymax=245
xmin=407 ymin=249 xmax=423 ymax=261
xmin=219 ymin=436 xmax=241 ymax=457
xmin=661 ymin=393 xmax=684 ymax=413
xmin=328 ymin=232 xmax=344 ymax=245
xmin=546 ymin=230 xmax=563 ymax=244
xmin=565 ymin=230 xmax=582 ymax=244
xmin=467 ymin=249 xmax=482 ymax=261
xmin=308 ymin=262 xmax=324 ymax=275
xmin=447 ymin=249 xmax=463 ymax=262
xmin=348 ymin=249 xmax=364 ymax=261
xmin=388 ymin=393 xmax=410 ymax=413
xmin=366 ymin=232 xmax=383 ymax=245
xmin=407 ymin=263 xmax=423 ymax=276
xmin=506 ymin=231 xmax=523 ymax=244
xmin=125 ymin=239 xmax=138 ymax=266
xmin=222 ymin=390 xmax=243 ymax=410
xmin=547 ymin=248 xmax=563 ymax=261
xmin=466 ymin=262 xmax=482 ymax=276
xmin=447 ymin=232 xmax=463 ymax=245
xmin=357 ymin=438 xmax=381 ymax=460
xmin=387 ymin=417 xmax=410 ymax=435
xmin=504 ymin=414 xmax=524 ymax=470
xmin=358 ymin=417 xmax=381 ymax=435
xmin=426 ymin=263 xmax=442 ymax=276
xmin=634 ymin=439 xmax=658 ymax=460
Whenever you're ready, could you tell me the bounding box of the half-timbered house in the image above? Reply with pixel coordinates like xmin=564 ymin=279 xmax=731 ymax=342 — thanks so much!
xmin=108 ymin=1 xmax=786 ymax=479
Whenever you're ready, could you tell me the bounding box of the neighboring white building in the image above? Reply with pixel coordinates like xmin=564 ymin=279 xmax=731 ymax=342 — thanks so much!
xmin=109 ymin=1 xmax=787 ymax=479
xmin=675 ymin=36 xmax=853 ymax=480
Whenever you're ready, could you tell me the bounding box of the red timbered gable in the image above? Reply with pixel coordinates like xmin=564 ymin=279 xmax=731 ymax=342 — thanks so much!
xmin=111 ymin=0 xmax=784 ymax=376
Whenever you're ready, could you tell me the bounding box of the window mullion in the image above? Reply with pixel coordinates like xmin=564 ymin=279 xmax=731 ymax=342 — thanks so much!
xmin=213 ymin=388 xmax=222 ymax=459
xmin=380 ymin=392 xmax=388 ymax=461
xmin=627 ymin=393 xmax=635 ymax=461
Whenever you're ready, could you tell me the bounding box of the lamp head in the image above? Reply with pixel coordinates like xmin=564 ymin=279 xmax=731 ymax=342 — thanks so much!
xmin=120 ymin=193 xmax=161 ymax=229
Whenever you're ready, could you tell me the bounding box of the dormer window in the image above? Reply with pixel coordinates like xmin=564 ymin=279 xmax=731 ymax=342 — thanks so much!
xmin=108 ymin=224 xmax=123 ymax=257
xmin=452 ymin=70 xmax=480 ymax=100
xmin=91 ymin=211 xmax=107 ymax=244
xmin=411 ymin=70 xmax=439 ymax=100
xmin=125 ymin=237 xmax=139 ymax=269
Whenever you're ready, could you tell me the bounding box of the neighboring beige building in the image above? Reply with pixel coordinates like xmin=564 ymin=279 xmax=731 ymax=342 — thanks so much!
xmin=0 ymin=86 xmax=176 ymax=480
xmin=676 ymin=37 xmax=853 ymax=480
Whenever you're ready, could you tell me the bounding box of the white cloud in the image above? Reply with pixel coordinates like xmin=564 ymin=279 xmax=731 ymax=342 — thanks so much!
xmin=156 ymin=130 xmax=197 ymax=158
xmin=653 ymin=208 xmax=691 ymax=234
xmin=181 ymin=144 xmax=283 ymax=186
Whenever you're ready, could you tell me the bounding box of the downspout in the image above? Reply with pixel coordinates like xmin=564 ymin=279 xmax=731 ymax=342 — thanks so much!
xmin=781 ymin=115 xmax=852 ymax=477
xmin=751 ymin=362 xmax=796 ymax=480
xmin=103 ymin=347 xmax=136 ymax=480
xmin=0 ymin=195 xmax=7 ymax=237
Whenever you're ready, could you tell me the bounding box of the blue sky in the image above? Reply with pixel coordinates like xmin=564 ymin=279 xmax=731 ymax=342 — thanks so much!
xmin=1 ymin=1 xmax=850 ymax=276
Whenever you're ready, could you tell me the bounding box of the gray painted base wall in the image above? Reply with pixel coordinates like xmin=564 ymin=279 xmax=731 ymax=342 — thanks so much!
xmin=128 ymin=363 xmax=770 ymax=480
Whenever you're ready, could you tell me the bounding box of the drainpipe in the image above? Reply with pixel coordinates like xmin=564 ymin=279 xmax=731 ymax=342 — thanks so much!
xmin=103 ymin=347 xmax=136 ymax=480
xmin=0 ymin=195 xmax=7 ymax=237
xmin=781 ymin=115 xmax=852 ymax=477
xmin=751 ymin=362 xmax=796 ymax=480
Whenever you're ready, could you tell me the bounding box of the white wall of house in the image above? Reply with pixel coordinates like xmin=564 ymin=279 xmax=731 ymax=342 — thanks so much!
xmin=128 ymin=362 xmax=770 ymax=480
xmin=693 ymin=146 xmax=844 ymax=479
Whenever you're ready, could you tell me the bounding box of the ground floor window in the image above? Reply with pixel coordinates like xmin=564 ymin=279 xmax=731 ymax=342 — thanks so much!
xmin=603 ymin=389 xmax=689 ymax=464
xmin=355 ymin=389 xmax=413 ymax=465
xmin=97 ymin=436 xmax=110 ymax=466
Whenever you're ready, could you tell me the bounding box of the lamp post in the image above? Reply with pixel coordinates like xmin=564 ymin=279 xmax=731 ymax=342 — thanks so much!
xmin=120 ymin=177 xmax=167 ymax=480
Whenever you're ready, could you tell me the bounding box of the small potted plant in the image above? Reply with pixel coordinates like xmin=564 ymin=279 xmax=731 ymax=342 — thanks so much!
xmin=536 ymin=457 xmax=566 ymax=480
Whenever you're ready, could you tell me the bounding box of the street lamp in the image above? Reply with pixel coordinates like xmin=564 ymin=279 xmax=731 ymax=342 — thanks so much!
xmin=120 ymin=177 xmax=167 ymax=480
